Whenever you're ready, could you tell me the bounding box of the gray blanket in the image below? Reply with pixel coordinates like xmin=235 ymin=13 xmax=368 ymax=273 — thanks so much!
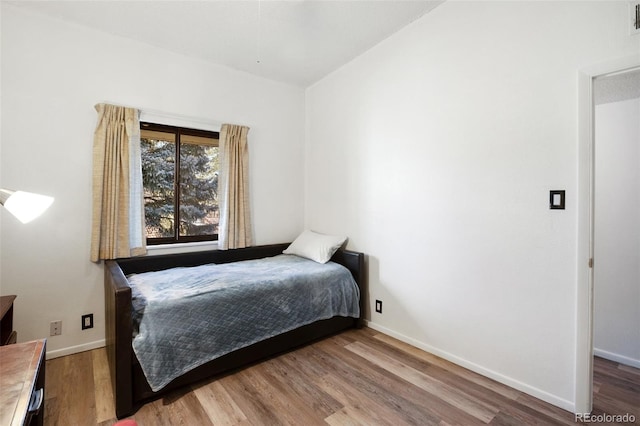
xmin=128 ymin=254 xmax=360 ymax=391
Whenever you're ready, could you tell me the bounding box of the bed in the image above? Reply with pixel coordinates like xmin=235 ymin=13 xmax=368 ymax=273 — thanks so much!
xmin=104 ymin=242 xmax=365 ymax=418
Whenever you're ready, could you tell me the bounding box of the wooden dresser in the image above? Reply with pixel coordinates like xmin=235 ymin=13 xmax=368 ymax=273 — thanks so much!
xmin=0 ymin=339 xmax=46 ymax=426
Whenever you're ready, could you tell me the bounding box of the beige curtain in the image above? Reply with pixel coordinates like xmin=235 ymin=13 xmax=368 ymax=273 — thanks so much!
xmin=218 ymin=124 xmax=252 ymax=249
xmin=90 ymin=103 xmax=147 ymax=262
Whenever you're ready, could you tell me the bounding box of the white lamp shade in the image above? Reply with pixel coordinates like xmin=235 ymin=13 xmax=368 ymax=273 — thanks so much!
xmin=1 ymin=190 xmax=54 ymax=224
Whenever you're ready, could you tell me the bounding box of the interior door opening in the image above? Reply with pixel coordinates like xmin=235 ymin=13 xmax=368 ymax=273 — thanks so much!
xmin=576 ymin=55 xmax=640 ymax=415
xmin=589 ymin=66 xmax=640 ymax=415
xmin=592 ymin=68 xmax=640 ymax=370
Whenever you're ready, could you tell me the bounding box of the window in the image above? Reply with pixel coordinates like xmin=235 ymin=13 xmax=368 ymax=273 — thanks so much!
xmin=140 ymin=122 xmax=220 ymax=244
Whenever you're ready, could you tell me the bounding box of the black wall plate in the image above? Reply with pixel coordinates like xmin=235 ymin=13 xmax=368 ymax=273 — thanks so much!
xmin=550 ymin=190 xmax=566 ymax=210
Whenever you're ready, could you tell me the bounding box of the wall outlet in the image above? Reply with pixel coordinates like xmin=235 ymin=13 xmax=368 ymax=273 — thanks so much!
xmin=50 ymin=320 xmax=62 ymax=336
xmin=375 ymin=299 xmax=383 ymax=314
xmin=82 ymin=314 xmax=94 ymax=330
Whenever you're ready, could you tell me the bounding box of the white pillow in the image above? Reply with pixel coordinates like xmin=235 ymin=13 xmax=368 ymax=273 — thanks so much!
xmin=283 ymin=230 xmax=347 ymax=264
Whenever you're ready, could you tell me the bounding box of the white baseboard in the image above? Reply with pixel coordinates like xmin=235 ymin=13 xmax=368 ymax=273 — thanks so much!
xmin=593 ymin=348 xmax=640 ymax=369
xmin=45 ymin=339 xmax=106 ymax=360
xmin=364 ymin=320 xmax=575 ymax=413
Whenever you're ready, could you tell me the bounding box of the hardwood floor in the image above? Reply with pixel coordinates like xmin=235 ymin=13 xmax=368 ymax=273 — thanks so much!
xmin=44 ymin=327 xmax=639 ymax=425
xmin=590 ymin=356 xmax=640 ymax=425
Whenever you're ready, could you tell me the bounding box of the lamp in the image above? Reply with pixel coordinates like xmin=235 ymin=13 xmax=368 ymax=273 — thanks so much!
xmin=0 ymin=189 xmax=54 ymax=224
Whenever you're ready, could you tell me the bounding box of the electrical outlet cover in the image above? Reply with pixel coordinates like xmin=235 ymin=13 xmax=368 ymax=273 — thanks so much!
xmin=82 ymin=314 xmax=94 ymax=330
xmin=50 ymin=320 xmax=62 ymax=336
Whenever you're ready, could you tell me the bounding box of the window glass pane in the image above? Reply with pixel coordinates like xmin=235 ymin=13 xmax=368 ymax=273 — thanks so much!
xmin=141 ymin=131 xmax=175 ymax=239
xmin=179 ymin=140 xmax=219 ymax=237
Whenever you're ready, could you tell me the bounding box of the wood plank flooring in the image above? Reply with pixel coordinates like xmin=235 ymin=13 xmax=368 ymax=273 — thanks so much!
xmin=43 ymin=327 xmax=639 ymax=425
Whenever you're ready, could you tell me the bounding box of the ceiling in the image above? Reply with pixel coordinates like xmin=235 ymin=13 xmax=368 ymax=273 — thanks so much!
xmin=8 ymin=0 xmax=443 ymax=87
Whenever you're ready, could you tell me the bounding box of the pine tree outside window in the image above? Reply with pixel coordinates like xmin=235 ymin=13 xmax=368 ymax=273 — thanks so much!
xmin=140 ymin=122 xmax=220 ymax=244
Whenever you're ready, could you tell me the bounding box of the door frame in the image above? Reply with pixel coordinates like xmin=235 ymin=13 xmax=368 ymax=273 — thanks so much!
xmin=575 ymin=54 xmax=640 ymax=414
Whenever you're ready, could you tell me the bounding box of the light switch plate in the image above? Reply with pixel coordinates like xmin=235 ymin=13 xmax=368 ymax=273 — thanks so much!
xmin=550 ymin=190 xmax=565 ymax=210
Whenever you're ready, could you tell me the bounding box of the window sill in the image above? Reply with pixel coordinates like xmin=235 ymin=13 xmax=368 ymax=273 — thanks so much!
xmin=145 ymin=240 xmax=219 ymax=256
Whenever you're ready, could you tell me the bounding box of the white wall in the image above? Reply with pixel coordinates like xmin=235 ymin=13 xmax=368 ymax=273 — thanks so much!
xmin=305 ymin=1 xmax=639 ymax=412
xmin=594 ymin=96 xmax=640 ymax=368
xmin=0 ymin=4 xmax=305 ymax=357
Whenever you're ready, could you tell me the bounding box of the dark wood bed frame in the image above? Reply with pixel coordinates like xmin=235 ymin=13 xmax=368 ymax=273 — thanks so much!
xmin=104 ymin=243 xmax=365 ymax=418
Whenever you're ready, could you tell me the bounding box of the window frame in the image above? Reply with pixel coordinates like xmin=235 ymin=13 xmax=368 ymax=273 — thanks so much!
xmin=140 ymin=121 xmax=221 ymax=245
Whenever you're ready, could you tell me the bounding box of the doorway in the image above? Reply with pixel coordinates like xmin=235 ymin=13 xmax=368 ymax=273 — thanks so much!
xmin=576 ymin=55 xmax=640 ymax=415
xmin=592 ymin=68 xmax=640 ymax=369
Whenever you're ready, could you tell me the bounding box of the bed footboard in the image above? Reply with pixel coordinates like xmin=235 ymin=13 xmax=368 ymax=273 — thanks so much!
xmin=104 ymin=260 xmax=134 ymax=418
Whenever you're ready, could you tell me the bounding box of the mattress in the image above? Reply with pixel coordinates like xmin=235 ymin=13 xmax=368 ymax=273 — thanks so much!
xmin=127 ymin=254 xmax=360 ymax=391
